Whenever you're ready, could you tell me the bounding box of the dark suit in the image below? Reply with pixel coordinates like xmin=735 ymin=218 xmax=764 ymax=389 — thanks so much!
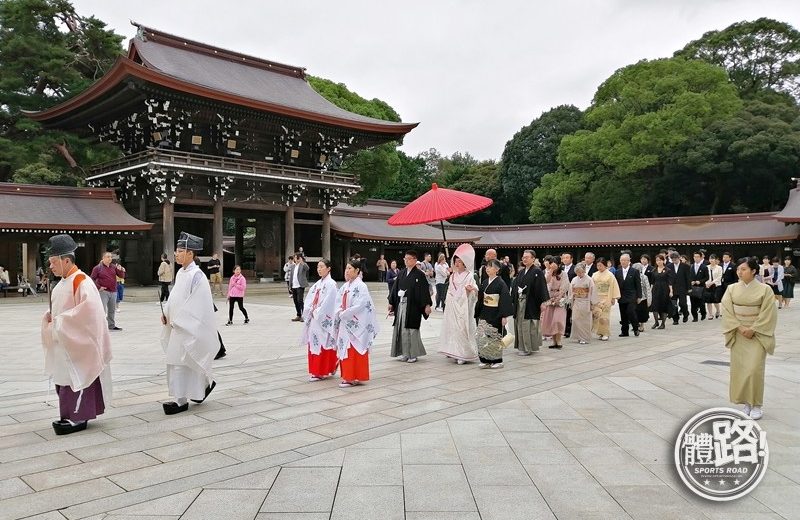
xmin=718 ymin=261 xmax=738 ymax=301
xmin=586 ymin=264 xmax=598 ymax=277
xmin=642 ymin=264 xmax=655 ymax=285
xmin=563 ymin=264 xmax=577 ymax=336
xmin=615 ymin=266 xmax=642 ymax=335
xmin=689 ymin=261 xmax=709 ymax=319
xmin=290 ymin=261 xmax=309 ymax=318
xmin=667 ymin=261 xmax=691 ymax=323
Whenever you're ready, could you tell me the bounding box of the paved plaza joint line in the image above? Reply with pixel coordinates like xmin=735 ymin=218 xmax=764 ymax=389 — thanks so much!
xmin=0 ymin=288 xmax=798 ymax=519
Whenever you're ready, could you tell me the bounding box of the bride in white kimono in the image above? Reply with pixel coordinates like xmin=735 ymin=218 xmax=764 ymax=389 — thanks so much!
xmin=438 ymin=243 xmax=479 ymax=364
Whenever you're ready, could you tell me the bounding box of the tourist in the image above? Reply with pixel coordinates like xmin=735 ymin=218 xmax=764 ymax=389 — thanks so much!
xmin=0 ymin=265 xmax=9 ymax=290
xmin=290 ymin=253 xmax=309 ymax=322
xmin=388 ymin=250 xmax=432 ymax=363
xmin=757 ymin=256 xmax=771 ymax=283
xmin=422 ymin=252 xmax=436 ymax=299
xmin=606 ymin=258 xmax=616 ymax=274
xmin=503 ymin=255 xmax=516 ymax=280
xmin=721 ymin=257 xmax=778 ymax=420
xmin=159 ymin=232 xmax=217 ymax=415
xmin=376 ymin=254 xmax=388 ymax=283
xmin=157 ymin=253 xmax=172 ymax=302
xmin=438 ymin=244 xmax=479 ymax=364
xmin=632 ymin=262 xmax=651 ymax=332
xmin=541 ymin=255 xmax=570 ymax=349
xmin=434 ymin=253 xmax=449 ymax=311
xmin=207 ymin=253 xmax=222 ymax=296
xmin=41 ymin=234 xmax=112 ymax=435
xmin=591 ymin=258 xmax=620 ymax=341
xmin=771 ymin=257 xmax=785 ymax=307
xmin=90 ymin=251 xmax=125 ymax=331
xmin=569 ymin=264 xmax=597 ymax=344
xmin=668 ymin=252 xmax=691 ymax=324
xmin=704 ymin=254 xmax=723 ymax=319
xmin=650 ymin=254 xmax=674 ymax=329
xmin=475 ymin=259 xmax=513 ymax=368
xmin=781 ymin=257 xmax=796 ymax=308
xmin=301 ymin=259 xmax=338 ymax=381
xmin=335 ymin=259 xmax=379 ymax=387
xmin=615 ymin=253 xmax=642 ymax=337
xmin=511 ymin=249 xmax=549 ymax=355
xmin=386 ymin=260 xmax=400 ymax=292
xmin=113 ymin=259 xmax=125 ymax=312
xmin=283 ymin=256 xmax=294 ymax=298
xmin=225 ymin=265 xmax=250 ymax=325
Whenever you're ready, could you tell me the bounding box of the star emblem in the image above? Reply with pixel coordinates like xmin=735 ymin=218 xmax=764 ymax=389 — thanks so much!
xmin=719 ymin=480 xmax=726 ymax=486
xmin=703 ymin=480 xmax=711 ymax=486
xmin=734 ymin=479 xmax=740 ymax=485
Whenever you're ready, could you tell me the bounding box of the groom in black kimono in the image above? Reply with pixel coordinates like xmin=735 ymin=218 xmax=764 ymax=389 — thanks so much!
xmin=388 ymin=250 xmax=432 ymax=363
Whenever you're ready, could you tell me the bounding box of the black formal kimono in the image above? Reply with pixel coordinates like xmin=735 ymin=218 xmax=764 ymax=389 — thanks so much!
xmin=510 ymin=266 xmax=550 ymax=353
xmin=474 ymin=276 xmax=513 ymax=364
xmin=388 ymin=266 xmax=432 ymax=358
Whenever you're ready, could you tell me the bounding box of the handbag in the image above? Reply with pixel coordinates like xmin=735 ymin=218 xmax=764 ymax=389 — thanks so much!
xmin=690 ymin=286 xmax=704 ymax=300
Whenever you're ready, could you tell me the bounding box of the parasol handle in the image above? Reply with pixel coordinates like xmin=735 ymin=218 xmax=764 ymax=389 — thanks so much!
xmin=439 ymin=220 xmax=450 ymax=261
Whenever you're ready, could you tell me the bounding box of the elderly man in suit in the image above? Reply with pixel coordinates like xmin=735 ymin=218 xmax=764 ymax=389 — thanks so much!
xmin=290 ymin=253 xmax=309 ymax=322
xmin=614 ymin=253 xmax=642 ymax=337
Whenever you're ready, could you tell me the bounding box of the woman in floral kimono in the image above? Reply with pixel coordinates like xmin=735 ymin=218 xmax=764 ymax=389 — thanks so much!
xmin=721 ymin=257 xmax=778 ymax=420
xmin=334 ymin=259 xmax=379 ymax=387
xmin=540 ymin=256 xmax=570 ymax=349
xmin=474 ymin=259 xmax=513 ymax=369
xmin=591 ymin=257 xmax=621 ymax=341
xmin=569 ymin=264 xmax=598 ymax=344
xmin=300 ymin=260 xmax=338 ymax=382
xmin=438 ymin=243 xmax=479 ymax=364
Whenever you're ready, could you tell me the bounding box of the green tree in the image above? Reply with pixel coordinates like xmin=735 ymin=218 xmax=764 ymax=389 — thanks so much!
xmin=675 ymin=17 xmax=800 ymax=101
xmin=371 ymin=151 xmax=431 ymax=202
xmin=307 ymin=76 xmax=406 ymax=201
xmin=530 ymin=58 xmax=742 ymax=222
xmin=659 ymin=98 xmax=800 ymax=215
xmin=448 ymin=160 xmax=502 ymax=224
xmin=499 ymin=105 xmax=583 ymax=223
xmin=0 ymin=0 xmax=124 ymax=183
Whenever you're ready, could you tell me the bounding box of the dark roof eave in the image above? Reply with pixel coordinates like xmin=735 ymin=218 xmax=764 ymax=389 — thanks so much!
xmin=24 ymin=59 xmax=419 ymax=136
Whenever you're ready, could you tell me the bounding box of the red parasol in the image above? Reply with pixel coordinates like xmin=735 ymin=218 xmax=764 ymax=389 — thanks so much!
xmin=387 ymin=183 xmax=493 ymax=258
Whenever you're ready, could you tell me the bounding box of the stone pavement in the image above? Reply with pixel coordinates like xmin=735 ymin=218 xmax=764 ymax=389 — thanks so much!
xmin=0 ymin=285 xmax=799 ymax=519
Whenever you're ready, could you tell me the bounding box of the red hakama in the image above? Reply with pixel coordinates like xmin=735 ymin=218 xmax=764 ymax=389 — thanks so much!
xmin=340 ymin=345 xmax=370 ymax=382
xmin=308 ymin=347 xmax=338 ymax=378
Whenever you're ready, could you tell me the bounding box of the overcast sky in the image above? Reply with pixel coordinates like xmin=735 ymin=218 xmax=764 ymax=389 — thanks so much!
xmin=72 ymin=1 xmax=800 ymax=160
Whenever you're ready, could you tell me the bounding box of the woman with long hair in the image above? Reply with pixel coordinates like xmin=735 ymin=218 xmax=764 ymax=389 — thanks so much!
xmin=649 ymin=254 xmax=674 ymax=329
xmin=438 ymin=244 xmax=479 ymax=364
xmin=334 ymin=259 xmax=379 ymax=387
xmin=225 ymin=265 xmax=249 ymax=325
xmin=300 ymin=259 xmax=339 ymax=382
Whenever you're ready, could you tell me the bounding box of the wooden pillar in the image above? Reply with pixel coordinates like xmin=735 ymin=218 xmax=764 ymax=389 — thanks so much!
xmin=234 ymin=218 xmax=244 ymax=268
xmin=163 ymin=201 xmax=174 ymax=259
xmin=213 ymin=200 xmax=224 ymax=268
xmin=255 ymin=217 xmax=268 ymax=278
xmin=322 ymin=211 xmax=331 ymax=261
xmin=285 ymin=205 xmax=295 ymax=259
xmin=344 ymin=240 xmax=351 ymax=268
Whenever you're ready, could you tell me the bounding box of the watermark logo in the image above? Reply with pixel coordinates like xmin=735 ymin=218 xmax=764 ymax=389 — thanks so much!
xmin=674 ymin=407 xmax=768 ymax=501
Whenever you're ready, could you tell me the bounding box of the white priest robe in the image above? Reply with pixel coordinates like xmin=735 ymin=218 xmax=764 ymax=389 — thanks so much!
xmin=41 ymin=266 xmax=113 ymax=414
xmin=161 ymin=261 xmax=217 ymax=401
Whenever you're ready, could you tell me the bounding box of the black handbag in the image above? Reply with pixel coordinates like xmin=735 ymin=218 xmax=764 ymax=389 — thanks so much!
xmin=690 ymin=286 xmax=704 ymax=300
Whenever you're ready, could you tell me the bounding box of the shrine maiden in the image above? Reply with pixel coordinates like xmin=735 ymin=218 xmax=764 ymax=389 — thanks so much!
xmin=301 ymin=259 xmax=339 ymax=381
xmin=334 ymin=259 xmax=379 ymax=387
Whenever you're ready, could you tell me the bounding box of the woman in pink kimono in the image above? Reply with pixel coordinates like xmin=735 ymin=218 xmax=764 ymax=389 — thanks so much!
xmin=569 ymin=264 xmax=598 ymax=344
xmin=540 ymin=255 xmax=570 ymax=349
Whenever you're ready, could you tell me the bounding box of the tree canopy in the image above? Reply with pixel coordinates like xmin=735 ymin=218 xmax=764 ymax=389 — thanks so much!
xmin=498 ymin=105 xmax=583 ymax=223
xmin=675 ymin=17 xmax=800 ymax=101
xmin=529 ymin=57 xmax=742 ymax=222
xmin=0 ymin=0 xmax=124 ymax=184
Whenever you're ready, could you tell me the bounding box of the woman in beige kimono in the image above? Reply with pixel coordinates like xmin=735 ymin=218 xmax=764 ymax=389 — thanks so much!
xmin=721 ymin=257 xmax=777 ymax=420
xmin=569 ymin=264 xmax=598 ymax=344
xmin=591 ymin=257 xmax=621 ymax=341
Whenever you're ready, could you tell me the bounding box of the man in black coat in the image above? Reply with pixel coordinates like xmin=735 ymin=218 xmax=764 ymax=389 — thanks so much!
xmin=480 ymin=249 xmax=510 ymax=287
xmin=388 ymin=250 xmax=432 ymax=362
xmin=639 ymin=254 xmax=655 ymax=285
xmin=614 ymin=253 xmax=642 ymax=337
xmin=510 ymin=250 xmax=550 ymax=354
xmin=667 ymin=252 xmax=691 ymax=324
xmin=718 ymin=252 xmax=738 ymax=301
xmin=689 ymin=251 xmax=709 ymax=321
xmin=583 ymin=252 xmax=598 ymax=277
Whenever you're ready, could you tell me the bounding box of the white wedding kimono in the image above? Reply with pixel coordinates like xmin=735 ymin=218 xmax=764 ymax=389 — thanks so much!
xmin=161 ymin=261 xmax=217 ymax=401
